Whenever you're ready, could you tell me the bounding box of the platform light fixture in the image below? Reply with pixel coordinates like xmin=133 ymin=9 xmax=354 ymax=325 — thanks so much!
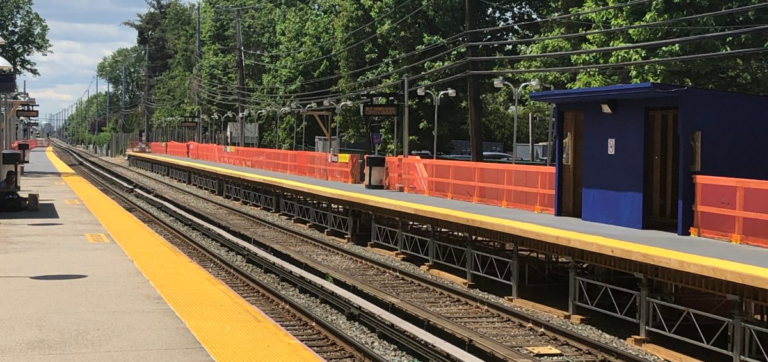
xmin=601 ymin=101 xmax=616 ymax=114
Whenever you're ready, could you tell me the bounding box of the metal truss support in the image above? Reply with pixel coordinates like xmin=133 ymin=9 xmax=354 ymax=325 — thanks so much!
xmin=466 ymin=237 xmax=474 ymax=285
xmin=638 ymin=273 xmax=649 ymax=338
xmin=511 ymin=243 xmax=519 ymax=299
xmin=568 ymin=258 xmax=576 ymax=315
xmin=428 ymin=224 xmax=436 ymax=266
xmin=732 ymin=296 xmax=743 ymax=362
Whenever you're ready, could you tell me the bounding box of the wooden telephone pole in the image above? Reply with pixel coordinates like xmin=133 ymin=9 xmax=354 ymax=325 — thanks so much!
xmin=465 ymin=0 xmax=483 ymax=161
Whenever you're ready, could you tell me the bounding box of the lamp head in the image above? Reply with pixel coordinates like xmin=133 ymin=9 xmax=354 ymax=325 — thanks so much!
xmin=493 ymin=78 xmax=505 ymax=88
xmin=291 ymin=102 xmax=299 ymax=108
xmin=323 ymin=99 xmax=331 ymax=106
xmin=447 ymin=88 xmax=456 ymax=97
xmin=309 ymin=102 xmax=317 ymax=108
xmin=417 ymin=87 xmax=426 ymax=96
xmin=342 ymin=100 xmax=354 ymax=107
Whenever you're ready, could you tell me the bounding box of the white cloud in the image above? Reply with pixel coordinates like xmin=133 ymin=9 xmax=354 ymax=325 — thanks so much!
xmin=19 ymin=2 xmax=140 ymax=118
xmin=46 ymin=21 xmax=136 ymax=44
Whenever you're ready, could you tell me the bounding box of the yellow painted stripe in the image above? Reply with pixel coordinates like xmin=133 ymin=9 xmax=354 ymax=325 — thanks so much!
xmin=131 ymin=152 xmax=768 ymax=289
xmin=85 ymin=233 xmax=109 ymax=243
xmin=50 ymin=148 xmax=321 ymax=362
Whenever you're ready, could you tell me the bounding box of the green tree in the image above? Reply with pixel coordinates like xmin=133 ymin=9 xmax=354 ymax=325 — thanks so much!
xmin=0 ymin=0 xmax=52 ymax=75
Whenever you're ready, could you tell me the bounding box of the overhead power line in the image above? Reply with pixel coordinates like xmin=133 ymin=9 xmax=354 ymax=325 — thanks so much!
xmin=471 ymin=47 xmax=768 ymax=76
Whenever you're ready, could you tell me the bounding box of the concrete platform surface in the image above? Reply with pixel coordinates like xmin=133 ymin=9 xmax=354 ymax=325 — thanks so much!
xmin=0 ymin=148 xmax=212 ymax=362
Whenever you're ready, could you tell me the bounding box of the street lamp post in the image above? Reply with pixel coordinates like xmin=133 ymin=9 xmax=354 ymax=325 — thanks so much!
xmin=304 ymin=103 xmax=318 ymax=151
xmin=278 ymin=107 xmax=291 ymax=149
xmin=417 ymin=87 xmax=456 ymax=159
xmin=329 ymin=100 xmax=354 ymax=153
xmin=253 ymin=109 xmax=267 ymax=147
xmin=494 ymin=78 xmax=552 ymax=164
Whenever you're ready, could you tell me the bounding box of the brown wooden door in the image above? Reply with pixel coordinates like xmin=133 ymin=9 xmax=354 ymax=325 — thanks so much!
xmin=562 ymin=111 xmax=584 ymax=217
xmin=646 ymin=110 xmax=680 ymax=230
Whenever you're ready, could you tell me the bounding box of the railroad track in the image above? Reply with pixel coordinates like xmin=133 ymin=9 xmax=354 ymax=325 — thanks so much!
xmin=58 ymin=142 xmax=651 ymax=362
xmin=57 ymin=142 xmax=481 ymax=362
xmin=56 ymin=149 xmax=384 ymax=362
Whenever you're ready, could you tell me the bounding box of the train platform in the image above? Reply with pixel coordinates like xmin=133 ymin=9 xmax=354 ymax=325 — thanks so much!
xmin=0 ymin=148 xmax=321 ymax=362
xmin=129 ymin=152 xmax=768 ymax=295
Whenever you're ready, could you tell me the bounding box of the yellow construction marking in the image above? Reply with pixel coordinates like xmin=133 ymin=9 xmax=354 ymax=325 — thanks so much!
xmin=65 ymin=199 xmax=81 ymax=205
xmin=49 ymin=148 xmax=321 ymax=362
xmin=85 ymin=233 xmax=109 ymax=243
xmin=130 ymin=152 xmax=768 ymax=290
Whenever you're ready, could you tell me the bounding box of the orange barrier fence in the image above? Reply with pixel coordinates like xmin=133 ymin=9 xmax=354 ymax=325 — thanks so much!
xmin=692 ymin=175 xmax=768 ymax=247
xmin=153 ymin=142 xmax=361 ymax=184
xmin=11 ymin=139 xmax=48 ymax=150
xmin=150 ymin=142 xmax=167 ymax=155
xmin=385 ymin=157 xmax=555 ymax=214
xmin=166 ymin=142 xmax=189 ymax=158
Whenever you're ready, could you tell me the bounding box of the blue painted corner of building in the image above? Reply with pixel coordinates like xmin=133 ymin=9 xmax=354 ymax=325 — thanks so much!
xmin=531 ymin=82 xmax=768 ymax=235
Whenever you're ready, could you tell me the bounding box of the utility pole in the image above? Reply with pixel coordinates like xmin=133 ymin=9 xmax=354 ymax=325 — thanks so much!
xmin=86 ymin=88 xmax=90 ymax=136
xmin=403 ymin=75 xmax=409 ymax=158
xmin=95 ymin=77 xmax=99 ymax=135
xmin=106 ymin=80 xmax=110 ymax=131
xmin=144 ymin=43 xmax=150 ymax=142
xmin=235 ymin=9 xmax=246 ymax=147
xmin=465 ymin=0 xmax=483 ymax=161
xmin=196 ymin=3 xmax=202 ymax=142
xmin=121 ymin=63 xmax=126 ymax=133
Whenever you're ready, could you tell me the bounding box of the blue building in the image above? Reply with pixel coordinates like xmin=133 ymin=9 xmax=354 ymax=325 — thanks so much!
xmin=530 ymin=83 xmax=768 ymax=235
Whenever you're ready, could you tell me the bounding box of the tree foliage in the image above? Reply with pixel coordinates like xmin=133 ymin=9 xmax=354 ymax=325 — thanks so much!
xmin=0 ymin=0 xmax=52 ymax=76
xmin=74 ymin=0 xmax=768 ymax=154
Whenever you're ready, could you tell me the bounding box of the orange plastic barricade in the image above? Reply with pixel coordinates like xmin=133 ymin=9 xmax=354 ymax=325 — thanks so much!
xmin=181 ymin=143 xmax=360 ymax=184
xmin=387 ymin=157 xmax=555 ymax=214
xmin=11 ymin=139 xmax=39 ymax=150
xmin=692 ymin=175 xmax=768 ymax=248
xmin=166 ymin=142 xmax=189 ymax=158
xmin=150 ymin=142 xmax=167 ymax=155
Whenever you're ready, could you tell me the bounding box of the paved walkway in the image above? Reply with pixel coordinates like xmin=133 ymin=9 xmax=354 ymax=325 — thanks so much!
xmin=0 ymin=148 xmax=211 ymax=361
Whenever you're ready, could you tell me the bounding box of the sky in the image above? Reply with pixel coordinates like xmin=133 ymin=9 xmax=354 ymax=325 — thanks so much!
xmin=19 ymin=0 xmax=154 ymax=124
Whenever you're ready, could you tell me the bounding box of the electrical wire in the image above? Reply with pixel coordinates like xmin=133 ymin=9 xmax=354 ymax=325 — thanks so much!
xmin=469 ymin=25 xmax=768 ymax=62
xmin=471 ymin=0 xmax=650 ymax=33
xmin=469 ymin=2 xmax=768 ymax=46
xmin=470 ymin=47 xmax=768 ymax=76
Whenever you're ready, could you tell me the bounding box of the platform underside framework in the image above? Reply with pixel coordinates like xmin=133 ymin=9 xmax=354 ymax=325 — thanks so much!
xmin=130 ymin=155 xmax=768 ymax=362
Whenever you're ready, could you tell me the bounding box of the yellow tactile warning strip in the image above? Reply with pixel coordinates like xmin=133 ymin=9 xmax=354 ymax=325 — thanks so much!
xmin=49 ymin=148 xmax=322 ymax=362
xmin=85 ymin=233 xmax=110 ymax=243
xmin=130 ymin=152 xmax=768 ymax=290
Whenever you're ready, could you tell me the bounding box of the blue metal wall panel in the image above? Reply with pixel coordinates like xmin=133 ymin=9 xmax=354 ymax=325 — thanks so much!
xmin=580 ymin=101 xmax=648 ymax=229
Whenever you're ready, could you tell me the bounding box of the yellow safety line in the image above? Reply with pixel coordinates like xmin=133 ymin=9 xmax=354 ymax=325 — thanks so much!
xmin=131 ymin=152 xmax=768 ymax=289
xmin=49 ymin=148 xmax=321 ymax=362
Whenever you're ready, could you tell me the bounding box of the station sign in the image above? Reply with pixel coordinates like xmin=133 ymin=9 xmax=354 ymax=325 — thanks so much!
xmin=0 ymin=74 xmax=15 ymax=93
xmin=27 ymin=122 xmax=39 ymax=127
xmin=363 ymin=104 xmax=398 ymax=117
xmin=17 ymin=109 xmax=39 ymax=118
xmin=180 ymin=121 xmax=198 ymax=128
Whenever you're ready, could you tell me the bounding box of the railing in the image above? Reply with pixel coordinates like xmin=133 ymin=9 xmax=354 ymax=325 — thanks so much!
xmin=647 ymin=297 xmax=733 ymax=356
xmin=693 ymin=175 xmax=768 ymax=248
xmin=744 ymin=322 xmax=768 ymax=362
xmin=575 ymin=277 xmax=640 ymax=323
xmin=385 ymin=157 xmax=555 ymax=214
